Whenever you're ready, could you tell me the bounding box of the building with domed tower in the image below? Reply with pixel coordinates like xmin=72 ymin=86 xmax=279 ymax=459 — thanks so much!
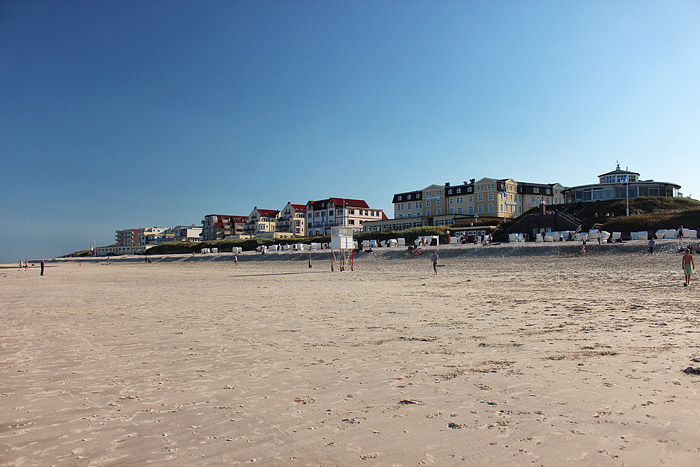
xmin=562 ymin=163 xmax=680 ymax=203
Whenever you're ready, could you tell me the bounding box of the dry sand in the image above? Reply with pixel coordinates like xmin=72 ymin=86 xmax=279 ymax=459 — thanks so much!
xmin=2 ymin=240 xmax=700 ymax=466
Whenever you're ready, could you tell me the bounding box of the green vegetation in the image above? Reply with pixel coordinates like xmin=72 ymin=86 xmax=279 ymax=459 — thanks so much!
xmin=64 ymin=249 xmax=93 ymax=258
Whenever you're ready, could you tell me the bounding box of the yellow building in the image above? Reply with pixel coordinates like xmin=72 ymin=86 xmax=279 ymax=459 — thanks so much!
xmin=276 ymin=202 xmax=306 ymax=237
xmin=390 ymin=178 xmax=567 ymax=228
xmin=245 ymin=208 xmax=280 ymax=236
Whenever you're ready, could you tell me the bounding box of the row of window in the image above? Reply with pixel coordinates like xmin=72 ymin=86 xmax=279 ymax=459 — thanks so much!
xmin=398 ymin=203 xmax=525 ymax=218
xmin=308 ymin=209 xmax=381 ymax=218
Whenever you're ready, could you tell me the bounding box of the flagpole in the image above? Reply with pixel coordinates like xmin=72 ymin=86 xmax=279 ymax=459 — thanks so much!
xmin=625 ymin=167 xmax=629 ymax=217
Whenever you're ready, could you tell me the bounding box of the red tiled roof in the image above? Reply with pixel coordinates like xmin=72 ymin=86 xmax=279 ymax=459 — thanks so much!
xmin=256 ymin=209 xmax=279 ymax=217
xmin=290 ymin=204 xmax=306 ymax=212
xmin=330 ymin=197 xmax=369 ymax=208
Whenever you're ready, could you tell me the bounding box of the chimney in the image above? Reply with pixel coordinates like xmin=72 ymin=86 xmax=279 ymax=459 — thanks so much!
xmin=445 ymin=182 xmax=450 ymax=187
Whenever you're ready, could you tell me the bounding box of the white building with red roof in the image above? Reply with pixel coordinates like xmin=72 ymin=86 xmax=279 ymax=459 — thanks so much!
xmin=305 ymin=197 xmax=385 ymax=236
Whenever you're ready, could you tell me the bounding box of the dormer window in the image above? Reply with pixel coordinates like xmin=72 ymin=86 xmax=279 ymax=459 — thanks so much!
xmin=407 ymin=194 xmax=412 ymax=200
xmin=398 ymin=196 xmax=403 ymax=201
xmin=456 ymin=188 xmax=461 ymax=194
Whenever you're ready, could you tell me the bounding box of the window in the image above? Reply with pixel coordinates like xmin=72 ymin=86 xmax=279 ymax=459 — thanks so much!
xmin=533 ymin=187 xmax=539 ymax=193
xmin=456 ymin=197 xmax=463 ymax=204
xmin=477 ymin=194 xmax=483 ymax=202
xmin=468 ymin=206 xmax=474 ymax=214
xmin=487 ymin=183 xmax=494 ymax=190
xmin=398 ymin=195 xmax=402 ymax=201
xmin=449 ymin=198 xmax=453 ymax=205
xmin=467 ymin=187 xmax=473 ymax=193
xmin=436 ymin=190 xmax=442 ymax=196
xmin=488 ymin=204 xmax=494 ymax=212
xmin=416 ymin=201 xmax=422 ymax=208
xmin=407 ymin=202 xmax=412 ymax=209
xmin=349 ymin=220 xmax=355 ymax=225
xmin=469 ymin=195 xmax=473 ymax=203
xmin=448 ymin=208 xmax=454 ymax=214
xmin=447 ymin=189 xmax=453 ymax=195
xmin=436 ymin=208 xmax=442 ymax=215
xmin=407 ymin=194 xmax=412 ymax=200
xmin=426 ymin=209 xmax=431 ymax=216
xmin=477 ymin=185 xmax=483 ymax=191
xmin=478 ymin=205 xmax=484 ymax=213
xmin=457 ymin=207 xmax=462 ymax=214
xmin=426 ymin=191 xmax=432 ymax=197
xmin=436 ymin=199 xmax=442 ymax=206
xmin=456 ymin=188 xmax=462 ymax=194
xmin=488 ymin=193 xmax=494 ymax=201
xmin=426 ymin=200 xmax=431 ymax=207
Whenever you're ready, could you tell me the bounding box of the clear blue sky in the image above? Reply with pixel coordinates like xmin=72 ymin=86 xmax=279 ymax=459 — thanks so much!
xmin=1 ymin=0 xmax=698 ymax=263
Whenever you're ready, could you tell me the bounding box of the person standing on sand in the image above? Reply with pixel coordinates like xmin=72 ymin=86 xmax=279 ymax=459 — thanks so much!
xmin=431 ymin=251 xmax=438 ymax=275
xmin=40 ymin=259 xmax=45 ymax=276
xmin=648 ymin=238 xmax=655 ymax=254
xmin=581 ymin=240 xmax=586 ymax=255
xmin=682 ymin=248 xmax=694 ymax=287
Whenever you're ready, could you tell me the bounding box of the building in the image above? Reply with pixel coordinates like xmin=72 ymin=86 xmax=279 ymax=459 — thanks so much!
xmin=244 ymin=208 xmax=280 ymax=236
xmin=169 ymin=225 xmax=202 ymax=242
xmin=305 ymin=198 xmax=385 ymax=236
xmin=383 ymin=177 xmax=566 ymax=232
xmin=201 ymin=214 xmax=247 ymax=241
xmin=276 ymin=202 xmax=307 ymax=237
xmin=115 ymin=228 xmax=143 ymax=246
xmin=563 ymin=164 xmax=681 ymax=203
xmin=139 ymin=227 xmax=168 ymax=245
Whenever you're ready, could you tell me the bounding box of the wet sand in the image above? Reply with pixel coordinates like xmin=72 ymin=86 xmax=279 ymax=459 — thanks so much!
xmin=2 ymin=240 xmax=700 ymax=466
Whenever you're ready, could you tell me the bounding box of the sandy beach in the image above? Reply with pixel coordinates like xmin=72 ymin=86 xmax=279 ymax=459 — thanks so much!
xmin=2 ymin=240 xmax=700 ymax=466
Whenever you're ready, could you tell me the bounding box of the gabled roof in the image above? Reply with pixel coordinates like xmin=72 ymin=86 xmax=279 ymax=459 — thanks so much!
xmin=330 ymin=197 xmax=369 ymax=208
xmin=290 ymin=204 xmax=306 ymax=212
xmin=256 ymin=209 xmax=279 ymax=218
xmin=307 ymin=198 xmax=370 ymax=209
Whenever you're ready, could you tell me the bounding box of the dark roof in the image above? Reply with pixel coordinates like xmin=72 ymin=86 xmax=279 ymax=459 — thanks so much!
xmin=392 ymin=190 xmax=422 ymax=203
xmin=598 ymin=164 xmax=640 ymax=178
xmin=308 ymin=198 xmax=370 ymax=209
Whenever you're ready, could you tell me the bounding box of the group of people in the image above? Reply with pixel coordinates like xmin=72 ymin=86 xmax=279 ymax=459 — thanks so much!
xmin=18 ymin=259 xmax=45 ymax=275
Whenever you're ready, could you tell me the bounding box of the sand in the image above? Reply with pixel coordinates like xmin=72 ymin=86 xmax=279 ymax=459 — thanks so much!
xmin=2 ymin=240 xmax=700 ymax=466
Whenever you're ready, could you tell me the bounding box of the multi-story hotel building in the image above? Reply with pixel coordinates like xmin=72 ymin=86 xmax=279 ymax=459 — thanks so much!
xmin=563 ymin=164 xmax=680 ymax=203
xmin=365 ymin=177 xmax=565 ymax=232
xmin=276 ymin=202 xmax=307 ymax=237
xmin=201 ymin=214 xmax=247 ymax=241
xmin=115 ymin=228 xmax=143 ymax=246
xmin=305 ymin=198 xmax=385 ymax=236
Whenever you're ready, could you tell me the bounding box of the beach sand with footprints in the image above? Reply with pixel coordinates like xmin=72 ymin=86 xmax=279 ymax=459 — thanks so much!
xmin=2 ymin=239 xmax=700 ymax=465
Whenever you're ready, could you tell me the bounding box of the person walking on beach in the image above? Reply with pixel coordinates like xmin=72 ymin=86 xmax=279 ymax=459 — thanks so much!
xmin=678 ymin=225 xmax=684 ymax=245
xmin=648 ymin=238 xmax=655 ymax=254
xmin=581 ymin=240 xmax=586 ymax=255
xmin=682 ymin=248 xmax=694 ymax=287
xmin=40 ymin=259 xmax=45 ymax=276
xmin=431 ymin=251 xmax=438 ymax=275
